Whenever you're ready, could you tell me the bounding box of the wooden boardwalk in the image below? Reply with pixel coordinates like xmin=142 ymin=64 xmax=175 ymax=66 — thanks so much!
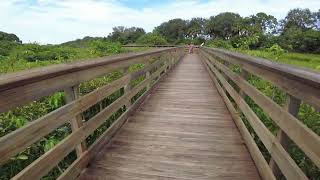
xmin=79 ymin=54 xmax=261 ymax=180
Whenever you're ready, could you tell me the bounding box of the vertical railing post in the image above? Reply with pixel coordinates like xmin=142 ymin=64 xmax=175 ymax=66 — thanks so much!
xmin=145 ymin=60 xmax=151 ymax=90
xmin=64 ymin=85 xmax=87 ymax=156
xmin=123 ymin=66 xmax=132 ymax=109
xmin=239 ymin=69 xmax=249 ymax=98
xmin=269 ymin=94 xmax=301 ymax=178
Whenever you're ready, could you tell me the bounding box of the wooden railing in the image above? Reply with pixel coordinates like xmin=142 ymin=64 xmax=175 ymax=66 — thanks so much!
xmin=199 ymin=47 xmax=320 ymax=180
xmin=0 ymin=47 xmax=185 ymax=180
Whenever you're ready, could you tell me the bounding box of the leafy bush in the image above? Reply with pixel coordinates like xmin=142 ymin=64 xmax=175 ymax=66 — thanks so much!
xmin=265 ymin=44 xmax=285 ymax=59
xmin=232 ymin=35 xmax=260 ymax=50
xmin=0 ymin=41 xmax=20 ymax=56
xmin=9 ymin=44 xmax=79 ymax=62
xmin=89 ymin=40 xmax=122 ymax=56
xmin=207 ymin=39 xmax=233 ymax=49
xmin=136 ymin=33 xmax=168 ymax=45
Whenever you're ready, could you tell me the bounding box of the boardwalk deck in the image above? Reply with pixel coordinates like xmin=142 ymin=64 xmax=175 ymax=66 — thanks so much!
xmin=78 ymin=54 xmax=261 ymax=180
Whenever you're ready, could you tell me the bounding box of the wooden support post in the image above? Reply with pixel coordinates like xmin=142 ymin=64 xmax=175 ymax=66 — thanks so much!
xmin=170 ymin=52 xmax=175 ymax=68
xmin=123 ymin=67 xmax=132 ymax=109
xmin=269 ymin=94 xmax=301 ymax=179
xmin=164 ymin=60 xmax=168 ymax=73
xmin=64 ymin=85 xmax=87 ymax=156
xmin=239 ymin=69 xmax=249 ymax=98
xmin=145 ymin=61 xmax=151 ymax=90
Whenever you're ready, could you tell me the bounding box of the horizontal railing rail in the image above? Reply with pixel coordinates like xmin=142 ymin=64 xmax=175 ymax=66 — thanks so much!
xmin=199 ymin=47 xmax=320 ymax=180
xmin=0 ymin=47 xmax=180 ymax=113
xmin=0 ymin=47 xmax=185 ymax=180
xmin=122 ymin=45 xmax=178 ymax=48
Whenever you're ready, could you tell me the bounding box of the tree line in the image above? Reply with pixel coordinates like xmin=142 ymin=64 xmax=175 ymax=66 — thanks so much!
xmin=108 ymin=8 xmax=320 ymax=53
xmin=0 ymin=8 xmax=319 ymax=56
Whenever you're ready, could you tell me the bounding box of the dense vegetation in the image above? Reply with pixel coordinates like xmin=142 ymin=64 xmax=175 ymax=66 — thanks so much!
xmin=0 ymin=7 xmax=319 ymax=180
xmin=104 ymin=8 xmax=320 ymax=54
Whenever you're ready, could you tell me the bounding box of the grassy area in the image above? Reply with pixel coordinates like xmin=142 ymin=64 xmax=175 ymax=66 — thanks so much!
xmin=239 ymin=50 xmax=320 ymax=71
xmin=0 ymin=43 xmax=151 ymax=74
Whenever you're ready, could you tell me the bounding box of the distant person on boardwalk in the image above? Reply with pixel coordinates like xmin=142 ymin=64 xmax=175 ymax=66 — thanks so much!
xmin=188 ymin=43 xmax=194 ymax=54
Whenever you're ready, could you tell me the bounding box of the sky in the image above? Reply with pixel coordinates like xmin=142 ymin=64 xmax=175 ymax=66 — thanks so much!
xmin=1 ymin=0 xmax=319 ymax=44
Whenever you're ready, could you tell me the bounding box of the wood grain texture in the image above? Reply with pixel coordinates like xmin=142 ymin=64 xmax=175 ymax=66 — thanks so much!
xmin=200 ymin=52 xmax=276 ymax=180
xmin=0 ymin=48 xmax=180 ymax=113
xmin=201 ymin=55 xmax=308 ymax=180
xmin=201 ymin=47 xmax=320 ymax=111
xmin=202 ymin=50 xmax=320 ymax=169
xmin=78 ymin=54 xmax=260 ymax=180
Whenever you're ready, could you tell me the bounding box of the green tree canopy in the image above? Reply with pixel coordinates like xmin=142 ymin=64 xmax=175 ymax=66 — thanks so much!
xmin=205 ymin=12 xmax=242 ymax=40
xmin=0 ymin=31 xmax=21 ymax=43
xmin=154 ymin=18 xmax=187 ymax=44
xmin=136 ymin=33 xmax=168 ymax=45
xmin=281 ymin=8 xmax=317 ymax=31
xmin=107 ymin=26 xmax=146 ymax=44
xmin=186 ymin=18 xmax=206 ymax=39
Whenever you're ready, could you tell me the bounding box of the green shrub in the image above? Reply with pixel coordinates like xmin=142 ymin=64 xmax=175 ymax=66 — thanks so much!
xmin=232 ymin=35 xmax=260 ymax=50
xmin=0 ymin=41 xmax=20 ymax=56
xmin=89 ymin=40 xmax=122 ymax=56
xmin=136 ymin=33 xmax=168 ymax=45
xmin=9 ymin=44 xmax=79 ymax=62
xmin=265 ymin=44 xmax=285 ymax=59
xmin=207 ymin=39 xmax=233 ymax=49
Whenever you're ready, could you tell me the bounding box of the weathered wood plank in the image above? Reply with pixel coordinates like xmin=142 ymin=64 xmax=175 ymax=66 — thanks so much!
xmin=0 ymin=48 xmax=179 ymax=113
xmin=0 ymin=75 xmax=130 ymax=165
xmin=64 ymin=85 xmax=87 ymax=156
xmin=78 ymin=54 xmax=260 ymax=180
xmin=12 ymin=59 xmax=171 ymax=180
xmin=200 ymin=53 xmax=276 ymax=180
xmin=201 ymin=47 xmax=320 ymax=111
xmin=203 ymin=51 xmax=320 ymax=169
xmin=205 ymin=57 xmax=308 ymax=180
xmin=58 ymin=51 xmax=181 ymax=180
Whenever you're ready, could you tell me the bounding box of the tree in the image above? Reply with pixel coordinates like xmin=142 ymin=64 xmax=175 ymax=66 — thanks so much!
xmin=281 ymin=8 xmax=317 ymax=31
xmin=205 ymin=12 xmax=242 ymax=40
xmin=0 ymin=31 xmax=22 ymax=56
xmin=107 ymin=26 xmax=146 ymax=44
xmin=277 ymin=9 xmax=320 ymax=53
xmin=250 ymin=12 xmax=278 ymax=34
xmin=0 ymin=31 xmax=22 ymax=43
xmin=136 ymin=33 xmax=168 ymax=45
xmin=186 ymin=18 xmax=206 ymax=39
xmin=154 ymin=18 xmax=187 ymax=44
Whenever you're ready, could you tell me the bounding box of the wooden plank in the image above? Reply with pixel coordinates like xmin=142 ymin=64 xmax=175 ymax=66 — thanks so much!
xmin=0 ymin=75 xmax=130 ymax=165
xmin=0 ymin=48 xmax=181 ymax=113
xmin=201 ymin=47 xmax=320 ymax=87
xmin=64 ymin=85 xmax=87 ymax=156
xmin=12 ymin=74 xmax=149 ymax=179
xmin=269 ymin=95 xmax=301 ymax=178
xmin=204 ymin=51 xmax=320 ymax=169
xmin=78 ymin=54 xmax=260 ymax=180
xmin=205 ymin=57 xmax=308 ymax=180
xmin=58 ymin=51 xmax=180 ymax=180
xmin=201 ymin=47 xmax=320 ymax=111
xmin=0 ymin=58 xmax=168 ymax=166
xmin=12 ymin=56 xmax=172 ymax=180
xmin=200 ymin=52 xmax=276 ymax=180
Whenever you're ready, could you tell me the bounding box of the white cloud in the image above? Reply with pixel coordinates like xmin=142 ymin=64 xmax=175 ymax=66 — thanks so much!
xmin=1 ymin=0 xmax=319 ymax=44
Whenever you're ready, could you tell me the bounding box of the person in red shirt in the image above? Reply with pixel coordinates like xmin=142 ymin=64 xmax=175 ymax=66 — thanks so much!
xmin=188 ymin=43 xmax=194 ymax=54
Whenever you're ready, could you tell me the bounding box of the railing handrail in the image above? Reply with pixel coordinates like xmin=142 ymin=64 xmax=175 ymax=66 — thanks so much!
xmin=0 ymin=47 xmax=185 ymax=180
xmin=0 ymin=47 xmax=179 ymax=92
xmin=122 ymin=45 xmax=179 ymax=47
xmin=199 ymin=47 xmax=320 ymax=180
xmin=202 ymin=47 xmax=320 ymax=88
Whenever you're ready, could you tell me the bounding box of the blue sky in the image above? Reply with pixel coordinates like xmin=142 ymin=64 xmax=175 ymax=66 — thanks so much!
xmin=1 ymin=0 xmax=319 ymax=44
